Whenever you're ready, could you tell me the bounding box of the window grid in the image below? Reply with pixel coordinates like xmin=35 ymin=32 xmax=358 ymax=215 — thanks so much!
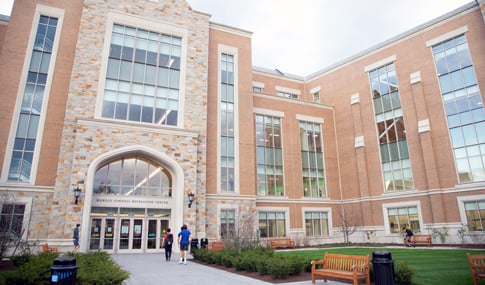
xmin=369 ymin=63 xmax=414 ymax=191
xmin=305 ymin=211 xmax=329 ymax=236
xmin=312 ymin=91 xmax=320 ymax=103
xmin=220 ymin=53 xmax=235 ymax=192
xmin=464 ymin=201 xmax=485 ymax=231
xmin=432 ymin=34 xmax=485 ymax=183
xmin=258 ymin=211 xmax=286 ymax=238
xmin=387 ymin=206 xmax=420 ymax=233
xmin=253 ymin=86 xmax=263 ymax=93
xmin=220 ymin=209 xmax=236 ymax=239
xmin=93 ymin=156 xmax=172 ymax=197
xmin=0 ymin=204 xmax=26 ymax=238
xmin=8 ymin=16 xmax=58 ymax=182
xmin=255 ymin=115 xmax=284 ymax=196
xmin=277 ymin=91 xmax=298 ymax=99
xmin=299 ymin=121 xmax=325 ymax=197
xmin=102 ymin=24 xmax=181 ymax=126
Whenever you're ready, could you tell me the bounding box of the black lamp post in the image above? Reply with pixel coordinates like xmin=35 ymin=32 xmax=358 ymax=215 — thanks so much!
xmin=73 ymin=187 xmax=82 ymax=204
xmin=188 ymin=192 xmax=195 ymax=208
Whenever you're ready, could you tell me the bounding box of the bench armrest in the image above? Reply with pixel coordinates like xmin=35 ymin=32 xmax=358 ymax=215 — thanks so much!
xmin=311 ymin=259 xmax=324 ymax=270
xmin=351 ymin=263 xmax=369 ymax=273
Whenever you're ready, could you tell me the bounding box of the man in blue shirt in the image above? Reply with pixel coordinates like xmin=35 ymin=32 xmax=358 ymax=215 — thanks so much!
xmin=178 ymin=224 xmax=192 ymax=264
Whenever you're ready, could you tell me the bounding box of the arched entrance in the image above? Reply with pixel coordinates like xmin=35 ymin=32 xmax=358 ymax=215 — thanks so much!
xmin=80 ymin=146 xmax=185 ymax=253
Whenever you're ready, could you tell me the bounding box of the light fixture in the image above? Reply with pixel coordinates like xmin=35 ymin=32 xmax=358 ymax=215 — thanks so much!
xmin=73 ymin=187 xmax=82 ymax=205
xmin=188 ymin=192 xmax=195 ymax=208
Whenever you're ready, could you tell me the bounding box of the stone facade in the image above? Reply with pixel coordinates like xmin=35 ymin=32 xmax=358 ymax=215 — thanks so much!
xmin=0 ymin=0 xmax=484 ymax=252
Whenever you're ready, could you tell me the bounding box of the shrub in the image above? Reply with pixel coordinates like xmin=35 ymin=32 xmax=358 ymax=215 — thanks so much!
xmin=287 ymin=256 xmax=306 ymax=276
xmin=2 ymin=252 xmax=55 ymax=285
xmin=394 ymin=260 xmax=414 ymax=285
xmin=305 ymin=258 xmax=318 ymax=272
xmin=255 ymin=256 xmax=269 ymax=275
xmin=1 ymin=251 xmax=129 ymax=285
xmin=220 ymin=253 xmax=235 ymax=268
xmin=266 ymin=256 xmax=291 ymax=279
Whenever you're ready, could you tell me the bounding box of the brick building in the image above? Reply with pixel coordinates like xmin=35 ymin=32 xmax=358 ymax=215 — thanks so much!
xmin=0 ymin=0 xmax=484 ymax=253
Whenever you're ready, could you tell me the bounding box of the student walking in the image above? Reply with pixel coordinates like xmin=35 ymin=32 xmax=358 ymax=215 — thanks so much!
xmin=178 ymin=224 xmax=192 ymax=265
xmin=73 ymin=224 xmax=80 ymax=252
xmin=162 ymin=228 xmax=174 ymax=261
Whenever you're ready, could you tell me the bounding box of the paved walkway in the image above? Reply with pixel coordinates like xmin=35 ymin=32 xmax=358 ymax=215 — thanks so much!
xmin=112 ymin=252 xmax=348 ymax=285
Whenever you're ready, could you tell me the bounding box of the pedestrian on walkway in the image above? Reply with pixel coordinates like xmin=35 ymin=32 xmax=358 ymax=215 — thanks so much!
xmin=178 ymin=224 xmax=192 ymax=265
xmin=162 ymin=228 xmax=174 ymax=261
xmin=73 ymin=224 xmax=80 ymax=252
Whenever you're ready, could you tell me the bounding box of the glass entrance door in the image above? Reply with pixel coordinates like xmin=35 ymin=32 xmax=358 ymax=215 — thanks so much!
xmin=89 ymin=216 xmax=169 ymax=253
xmin=89 ymin=207 xmax=170 ymax=253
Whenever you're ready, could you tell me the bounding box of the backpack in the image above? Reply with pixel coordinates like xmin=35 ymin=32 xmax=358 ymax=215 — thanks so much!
xmin=165 ymin=234 xmax=173 ymax=246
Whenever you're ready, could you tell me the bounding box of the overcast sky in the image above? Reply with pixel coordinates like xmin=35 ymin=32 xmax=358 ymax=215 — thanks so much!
xmin=0 ymin=0 xmax=472 ymax=75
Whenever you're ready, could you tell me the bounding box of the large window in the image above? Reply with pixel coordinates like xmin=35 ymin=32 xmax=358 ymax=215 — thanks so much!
xmin=8 ymin=16 xmax=58 ymax=182
xmin=255 ymin=115 xmax=284 ymax=196
xmin=464 ymin=201 xmax=485 ymax=231
xmin=93 ymin=156 xmax=172 ymax=197
xmin=258 ymin=211 xmax=286 ymax=238
xmin=369 ymin=63 xmax=414 ymax=191
xmin=220 ymin=209 xmax=236 ymax=239
xmin=300 ymin=121 xmax=325 ymax=197
xmin=220 ymin=53 xmax=235 ymax=192
xmin=102 ymin=24 xmax=181 ymax=126
xmin=305 ymin=211 xmax=329 ymax=236
xmin=0 ymin=204 xmax=25 ymax=238
xmin=387 ymin=206 xmax=420 ymax=233
xmin=432 ymin=34 xmax=485 ymax=183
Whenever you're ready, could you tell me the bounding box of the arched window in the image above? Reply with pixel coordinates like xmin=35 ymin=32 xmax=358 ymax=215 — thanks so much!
xmin=93 ymin=156 xmax=172 ymax=197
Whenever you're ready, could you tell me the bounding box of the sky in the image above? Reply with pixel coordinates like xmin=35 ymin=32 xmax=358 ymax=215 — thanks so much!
xmin=0 ymin=0 xmax=473 ymax=75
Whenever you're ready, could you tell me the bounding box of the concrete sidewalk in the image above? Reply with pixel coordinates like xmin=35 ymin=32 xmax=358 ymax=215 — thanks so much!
xmin=112 ymin=253 xmax=348 ymax=285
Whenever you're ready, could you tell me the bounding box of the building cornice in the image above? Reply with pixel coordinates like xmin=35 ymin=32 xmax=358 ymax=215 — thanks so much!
xmin=76 ymin=118 xmax=200 ymax=138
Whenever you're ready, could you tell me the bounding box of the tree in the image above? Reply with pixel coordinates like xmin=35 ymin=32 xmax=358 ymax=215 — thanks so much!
xmin=0 ymin=191 xmax=27 ymax=258
xmin=221 ymin=204 xmax=258 ymax=249
xmin=337 ymin=205 xmax=361 ymax=244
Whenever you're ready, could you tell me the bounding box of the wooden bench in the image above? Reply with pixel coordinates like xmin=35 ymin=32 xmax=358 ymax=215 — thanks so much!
xmin=207 ymin=241 xmax=225 ymax=252
xmin=311 ymin=252 xmax=370 ymax=285
xmin=468 ymin=253 xmax=485 ymax=285
xmin=42 ymin=243 xmax=59 ymax=253
xmin=269 ymin=238 xmax=295 ymax=249
xmin=403 ymin=234 xmax=432 ymax=247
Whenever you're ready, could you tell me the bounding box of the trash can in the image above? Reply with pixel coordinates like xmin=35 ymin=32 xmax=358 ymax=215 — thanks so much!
xmin=50 ymin=257 xmax=78 ymax=285
xmin=372 ymin=251 xmax=395 ymax=285
xmin=200 ymin=238 xmax=208 ymax=249
xmin=190 ymin=238 xmax=199 ymax=249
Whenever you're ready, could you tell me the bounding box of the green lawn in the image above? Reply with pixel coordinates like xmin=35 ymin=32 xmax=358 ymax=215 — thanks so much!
xmin=278 ymin=247 xmax=485 ymax=285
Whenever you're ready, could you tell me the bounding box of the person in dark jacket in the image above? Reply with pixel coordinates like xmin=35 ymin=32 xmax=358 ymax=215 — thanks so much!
xmin=403 ymin=226 xmax=414 ymax=247
xmin=162 ymin=228 xmax=174 ymax=261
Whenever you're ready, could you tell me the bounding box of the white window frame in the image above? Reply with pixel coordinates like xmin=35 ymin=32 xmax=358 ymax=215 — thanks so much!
xmin=382 ymin=201 xmax=423 ymax=235
xmin=94 ymin=11 xmax=189 ymax=128
xmin=1 ymin=5 xmax=65 ymax=184
xmin=256 ymin=206 xmax=290 ymax=238
xmin=302 ymin=206 xmax=333 ymax=236
xmin=217 ymin=44 xmax=239 ymax=194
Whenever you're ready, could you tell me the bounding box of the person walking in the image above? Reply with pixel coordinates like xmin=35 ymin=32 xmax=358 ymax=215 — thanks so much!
xmin=73 ymin=224 xmax=80 ymax=252
xmin=178 ymin=224 xmax=192 ymax=265
xmin=162 ymin=228 xmax=174 ymax=261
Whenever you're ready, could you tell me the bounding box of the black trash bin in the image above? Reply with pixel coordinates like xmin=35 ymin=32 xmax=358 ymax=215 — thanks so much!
xmin=372 ymin=251 xmax=395 ymax=285
xmin=190 ymin=238 xmax=199 ymax=250
xmin=200 ymin=238 xmax=208 ymax=249
xmin=50 ymin=257 xmax=78 ymax=285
